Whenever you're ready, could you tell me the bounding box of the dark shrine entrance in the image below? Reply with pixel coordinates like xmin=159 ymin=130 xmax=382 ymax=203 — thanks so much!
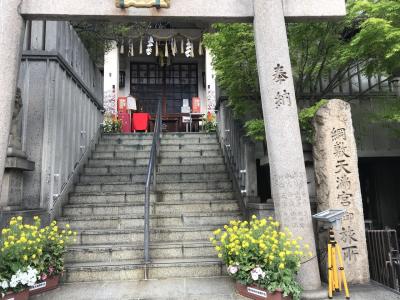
xmin=130 ymin=62 xmax=199 ymax=132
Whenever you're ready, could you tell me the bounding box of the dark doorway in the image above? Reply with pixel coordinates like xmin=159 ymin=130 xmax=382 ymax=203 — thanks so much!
xmin=256 ymin=160 xmax=272 ymax=203
xmin=359 ymin=157 xmax=400 ymax=230
xmin=130 ymin=62 xmax=198 ymax=114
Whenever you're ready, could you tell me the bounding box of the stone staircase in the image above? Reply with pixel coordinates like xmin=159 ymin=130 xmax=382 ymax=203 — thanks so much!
xmin=58 ymin=132 xmax=242 ymax=282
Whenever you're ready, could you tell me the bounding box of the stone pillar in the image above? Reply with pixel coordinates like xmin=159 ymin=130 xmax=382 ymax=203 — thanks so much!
xmin=313 ymin=99 xmax=370 ymax=283
xmin=0 ymin=0 xmax=25 ymax=195
xmin=253 ymin=0 xmax=321 ymax=290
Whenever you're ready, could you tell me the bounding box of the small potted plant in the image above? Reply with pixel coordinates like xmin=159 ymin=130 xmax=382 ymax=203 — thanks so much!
xmin=103 ymin=117 xmax=122 ymax=133
xmin=210 ymin=216 xmax=313 ymax=300
xmin=0 ymin=216 xmax=40 ymax=300
xmin=202 ymin=112 xmax=217 ymax=133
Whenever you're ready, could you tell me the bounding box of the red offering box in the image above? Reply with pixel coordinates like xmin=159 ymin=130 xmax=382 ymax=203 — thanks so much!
xmin=132 ymin=113 xmax=151 ymax=131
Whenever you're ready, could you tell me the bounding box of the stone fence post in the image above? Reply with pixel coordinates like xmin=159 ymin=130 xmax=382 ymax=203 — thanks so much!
xmin=244 ymin=139 xmax=258 ymax=199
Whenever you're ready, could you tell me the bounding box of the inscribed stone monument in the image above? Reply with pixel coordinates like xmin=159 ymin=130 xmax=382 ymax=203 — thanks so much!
xmin=312 ymin=99 xmax=369 ymax=283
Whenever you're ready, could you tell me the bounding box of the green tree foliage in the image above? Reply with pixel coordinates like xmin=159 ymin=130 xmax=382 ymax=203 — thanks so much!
xmin=73 ymin=22 xmax=149 ymax=65
xmin=204 ymin=0 xmax=399 ymax=141
xmin=203 ymin=24 xmax=261 ymax=120
xmin=244 ymin=119 xmax=265 ymax=142
xmin=298 ymin=100 xmax=328 ymax=143
xmin=345 ymin=0 xmax=400 ymax=75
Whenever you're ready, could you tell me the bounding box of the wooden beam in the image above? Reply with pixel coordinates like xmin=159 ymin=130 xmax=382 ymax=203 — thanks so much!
xmin=20 ymin=0 xmax=346 ymax=22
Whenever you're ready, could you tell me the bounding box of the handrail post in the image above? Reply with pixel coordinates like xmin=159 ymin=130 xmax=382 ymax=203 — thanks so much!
xmin=143 ymin=99 xmax=162 ymax=280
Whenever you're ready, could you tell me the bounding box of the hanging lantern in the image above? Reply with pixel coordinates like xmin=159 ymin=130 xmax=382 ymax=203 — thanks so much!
xmin=181 ymin=38 xmax=184 ymax=54
xmin=120 ymin=43 xmax=125 ymax=54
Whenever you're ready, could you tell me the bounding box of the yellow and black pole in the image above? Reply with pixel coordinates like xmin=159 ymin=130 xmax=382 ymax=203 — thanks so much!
xmin=327 ymin=227 xmax=350 ymax=299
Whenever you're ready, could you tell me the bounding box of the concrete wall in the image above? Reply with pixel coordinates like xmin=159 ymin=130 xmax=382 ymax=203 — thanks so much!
xmin=18 ymin=21 xmax=103 ymax=214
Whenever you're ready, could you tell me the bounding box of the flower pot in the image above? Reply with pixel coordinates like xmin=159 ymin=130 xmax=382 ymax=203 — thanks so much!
xmin=235 ymin=282 xmax=292 ymax=300
xmin=1 ymin=289 xmax=29 ymax=300
xmin=29 ymin=275 xmax=60 ymax=296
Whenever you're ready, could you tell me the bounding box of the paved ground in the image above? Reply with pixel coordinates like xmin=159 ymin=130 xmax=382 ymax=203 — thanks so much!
xmin=31 ymin=276 xmax=400 ymax=300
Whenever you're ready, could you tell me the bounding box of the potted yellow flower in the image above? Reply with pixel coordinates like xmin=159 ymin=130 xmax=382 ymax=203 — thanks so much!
xmin=210 ymin=216 xmax=313 ymax=300
xmin=0 ymin=216 xmax=76 ymax=299
xmin=0 ymin=216 xmax=41 ymax=300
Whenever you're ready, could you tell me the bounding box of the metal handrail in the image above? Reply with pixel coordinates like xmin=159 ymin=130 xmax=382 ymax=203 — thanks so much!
xmin=144 ymin=99 xmax=162 ymax=280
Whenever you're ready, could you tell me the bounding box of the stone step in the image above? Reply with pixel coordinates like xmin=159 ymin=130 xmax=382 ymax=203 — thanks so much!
xmin=95 ymin=143 xmax=220 ymax=152
xmin=74 ymin=226 xmax=216 ymax=245
xmin=65 ymin=241 xmax=216 ymax=264
xmin=160 ymin=150 xmax=221 ymax=158
xmin=59 ymin=211 xmax=240 ymax=230
xmin=102 ymin=133 xmax=216 ymax=140
xmin=79 ymin=172 xmax=229 ymax=184
xmin=83 ymin=164 xmax=227 ymax=175
xmin=92 ymin=150 xmax=221 ymax=160
xmin=69 ymin=190 xmax=236 ymax=204
xmin=63 ymin=200 xmax=239 ymax=217
xmin=92 ymin=151 xmax=150 ymax=160
xmin=74 ymin=180 xmax=232 ymax=193
xmin=64 ymin=257 xmax=224 ymax=282
xmin=87 ymin=156 xmax=225 ymax=167
xmin=98 ymin=138 xmax=217 ymax=146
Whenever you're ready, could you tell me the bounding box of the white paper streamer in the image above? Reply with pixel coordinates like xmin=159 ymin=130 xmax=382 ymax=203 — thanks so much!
xmin=155 ymin=40 xmax=159 ymax=56
xmin=198 ymin=41 xmax=203 ymax=56
xmin=129 ymin=40 xmax=134 ymax=57
xmin=139 ymin=37 xmax=143 ymax=55
xmin=191 ymin=41 xmax=195 ymax=57
xmin=185 ymin=39 xmax=192 ymax=58
xmin=146 ymin=36 xmax=154 ymax=55
xmin=165 ymin=41 xmax=169 ymax=57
